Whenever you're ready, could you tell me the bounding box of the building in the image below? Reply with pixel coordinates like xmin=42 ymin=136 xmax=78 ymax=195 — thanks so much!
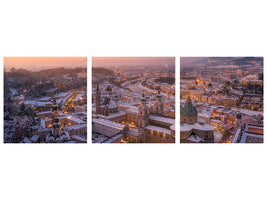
xmin=92 ymin=85 xmax=175 ymax=143
xmin=180 ymin=97 xmax=215 ymax=143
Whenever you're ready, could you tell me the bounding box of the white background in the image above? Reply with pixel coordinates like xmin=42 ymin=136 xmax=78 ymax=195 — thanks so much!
xmin=0 ymin=0 xmax=266 ymax=200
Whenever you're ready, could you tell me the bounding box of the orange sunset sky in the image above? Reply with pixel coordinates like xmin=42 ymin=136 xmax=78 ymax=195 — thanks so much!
xmin=4 ymin=57 xmax=87 ymax=71
xmin=92 ymin=57 xmax=175 ymax=67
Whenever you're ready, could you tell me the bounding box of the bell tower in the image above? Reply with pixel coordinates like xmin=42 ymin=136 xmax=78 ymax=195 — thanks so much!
xmin=138 ymin=93 xmax=148 ymax=142
xmin=51 ymin=96 xmax=59 ymax=124
xmin=235 ymin=112 xmax=243 ymax=131
xmin=52 ymin=116 xmax=62 ymax=137
xmin=95 ymin=83 xmax=101 ymax=114
xmin=155 ymin=90 xmax=163 ymax=115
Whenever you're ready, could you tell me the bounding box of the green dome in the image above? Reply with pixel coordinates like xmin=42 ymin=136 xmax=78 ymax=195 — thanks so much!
xmin=53 ymin=123 xmax=62 ymax=129
xmin=180 ymin=97 xmax=198 ymax=116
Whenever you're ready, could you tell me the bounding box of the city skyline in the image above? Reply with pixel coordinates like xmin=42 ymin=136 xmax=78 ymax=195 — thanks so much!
xmin=180 ymin=56 xmax=263 ymax=143
xmin=3 ymin=56 xmax=264 ymax=144
xmin=92 ymin=57 xmax=175 ymax=143
xmin=4 ymin=57 xmax=87 ymax=143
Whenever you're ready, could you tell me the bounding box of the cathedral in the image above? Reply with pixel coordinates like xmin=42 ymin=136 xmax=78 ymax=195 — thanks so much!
xmin=93 ymin=85 xmax=175 ymax=143
xmin=180 ymin=97 xmax=215 ymax=143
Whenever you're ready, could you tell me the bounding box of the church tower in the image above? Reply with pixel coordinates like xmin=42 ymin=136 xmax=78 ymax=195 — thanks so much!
xmin=52 ymin=116 xmax=62 ymax=137
xmin=51 ymin=96 xmax=59 ymax=124
xmin=96 ymin=84 xmax=101 ymax=114
xmin=155 ymin=90 xmax=163 ymax=115
xmin=235 ymin=112 xmax=243 ymax=131
xmin=138 ymin=93 xmax=148 ymax=142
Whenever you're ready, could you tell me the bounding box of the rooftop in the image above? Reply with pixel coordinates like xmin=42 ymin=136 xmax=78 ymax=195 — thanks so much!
xmin=180 ymin=122 xmax=215 ymax=132
xmin=146 ymin=125 xmax=171 ymax=135
xmin=149 ymin=115 xmax=175 ymax=125
xmin=93 ymin=118 xmax=126 ymax=130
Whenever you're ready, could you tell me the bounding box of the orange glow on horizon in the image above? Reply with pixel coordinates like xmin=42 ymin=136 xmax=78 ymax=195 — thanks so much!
xmin=92 ymin=57 xmax=175 ymax=67
xmin=4 ymin=57 xmax=87 ymax=70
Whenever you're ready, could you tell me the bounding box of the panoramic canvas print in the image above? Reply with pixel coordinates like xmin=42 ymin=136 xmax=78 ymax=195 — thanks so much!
xmin=180 ymin=57 xmax=263 ymax=143
xmin=92 ymin=57 xmax=175 ymax=143
xmin=4 ymin=57 xmax=87 ymax=143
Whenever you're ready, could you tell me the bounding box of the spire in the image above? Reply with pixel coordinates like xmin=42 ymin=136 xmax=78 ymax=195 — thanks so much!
xmin=96 ymin=83 xmax=101 ymax=114
xmin=96 ymin=83 xmax=99 ymax=92
xmin=185 ymin=96 xmax=192 ymax=105
xmin=155 ymin=90 xmax=163 ymax=115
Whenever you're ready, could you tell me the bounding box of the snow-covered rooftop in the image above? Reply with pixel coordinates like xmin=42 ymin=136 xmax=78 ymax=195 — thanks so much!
xmin=148 ymin=115 xmax=175 ymax=125
xmin=93 ymin=118 xmax=126 ymax=130
xmin=105 ymin=111 xmax=126 ymax=119
xmin=180 ymin=123 xmax=215 ymax=132
xmin=31 ymin=135 xmax=40 ymax=142
xmin=187 ymin=134 xmax=204 ymax=143
xmin=55 ymin=92 xmax=69 ymax=98
xmin=103 ymin=133 xmax=124 ymax=143
xmin=74 ymin=93 xmax=84 ymax=102
xmin=72 ymin=135 xmax=87 ymax=142
xmin=65 ymin=124 xmax=87 ymax=130
xmin=146 ymin=125 xmax=171 ymax=135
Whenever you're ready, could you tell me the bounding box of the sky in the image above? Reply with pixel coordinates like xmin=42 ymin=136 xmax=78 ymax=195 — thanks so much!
xmin=92 ymin=57 xmax=175 ymax=67
xmin=4 ymin=57 xmax=87 ymax=71
xmin=180 ymin=57 xmax=206 ymax=65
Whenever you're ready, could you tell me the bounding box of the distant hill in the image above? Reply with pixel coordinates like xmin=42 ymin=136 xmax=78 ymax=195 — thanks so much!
xmin=229 ymin=57 xmax=263 ymax=65
xmin=38 ymin=67 xmax=86 ymax=77
xmin=181 ymin=57 xmax=263 ymax=67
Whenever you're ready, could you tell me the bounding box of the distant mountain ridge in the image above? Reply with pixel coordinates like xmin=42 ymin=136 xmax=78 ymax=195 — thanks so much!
xmin=181 ymin=57 xmax=263 ymax=67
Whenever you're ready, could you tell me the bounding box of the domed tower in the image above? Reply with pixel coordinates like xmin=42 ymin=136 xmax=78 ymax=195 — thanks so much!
xmin=52 ymin=116 xmax=62 ymax=137
xmin=95 ymin=84 xmax=101 ymax=114
xmin=180 ymin=97 xmax=198 ymax=124
xmin=51 ymin=96 xmax=59 ymax=124
xmin=155 ymin=90 xmax=163 ymax=115
xmin=138 ymin=93 xmax=148 ymax=141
